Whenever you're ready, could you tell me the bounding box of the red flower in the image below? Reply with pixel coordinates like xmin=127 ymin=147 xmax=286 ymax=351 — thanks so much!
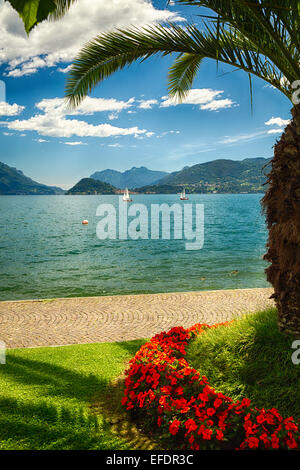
xmin=285 ymin=420 xmax=298 ymax=432
xmin=241 ymin=398 xmax=251 ymax=407
xmin=286 ymin=437 xmax=298 ymax=449
xmin=169 ymin=419 xmax=181 ymax=436
xmin=207 ymin=408 xmax=216 ymax=416
xmin=271 ymin=434 xmax=279 ymax=449
xmin=202 ymin=429 xmax=213 ymax=440
xmin=185 ymin=419 xmax=198 ymax=433
xmin=214 ymin=398 xmax=223 ymax=409
xmin=247 ymin=437 xmax=259 ymax=449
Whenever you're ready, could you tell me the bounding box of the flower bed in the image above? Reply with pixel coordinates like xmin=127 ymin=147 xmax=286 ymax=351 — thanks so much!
xmin=121 ymin=322 xmax=299 ymax=450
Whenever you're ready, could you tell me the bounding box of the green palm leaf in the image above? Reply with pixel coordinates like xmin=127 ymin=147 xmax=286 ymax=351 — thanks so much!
xmin=65 ymin=17 xmax=299 ymax=107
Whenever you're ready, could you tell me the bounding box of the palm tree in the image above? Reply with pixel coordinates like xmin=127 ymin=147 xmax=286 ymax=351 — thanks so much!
xmin=65 ymin=0 xmax=300 ymax=335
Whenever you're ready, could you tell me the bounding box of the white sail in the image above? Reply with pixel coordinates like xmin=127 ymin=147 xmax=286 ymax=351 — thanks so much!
xmin=180 ymin=188 xmax=188 ymax=200
xmin=123 ymin=187 xmax=132 ymax=201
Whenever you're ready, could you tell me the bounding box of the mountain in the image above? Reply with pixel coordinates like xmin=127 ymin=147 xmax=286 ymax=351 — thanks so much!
xmin=66 ymin=178 xmax=118 ymax=195
xmin=90 ymin=166 xmax=168 ymax=189
xmin=135 ymin=157 xmax=271 ymax=194
xmin=0 ymin=161 xmax=64 ymax=195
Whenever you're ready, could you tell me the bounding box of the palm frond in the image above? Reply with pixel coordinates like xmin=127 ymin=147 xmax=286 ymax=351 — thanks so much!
xmin=168 ymin=53 xmax=204 ymax=100
xmin=178 ymin=0 xmax=300 ymax=79
xmin=66 ymin=21 xmax=297 ymax=107
xmin=49 ymin=0 xmax=78 ymax=21
xmin=65 ymin=24 xmax=197 ymax=107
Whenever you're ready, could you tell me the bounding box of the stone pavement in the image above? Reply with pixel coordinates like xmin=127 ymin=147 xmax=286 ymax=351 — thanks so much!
xmin=0 ymin=288 xmax=274 ymax=349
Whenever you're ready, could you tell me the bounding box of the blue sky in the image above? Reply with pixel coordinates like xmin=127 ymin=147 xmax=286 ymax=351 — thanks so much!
xmin=0 ymin=0 xmax=292 ymax=189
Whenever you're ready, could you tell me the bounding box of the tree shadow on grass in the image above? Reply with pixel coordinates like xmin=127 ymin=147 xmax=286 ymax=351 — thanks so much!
xmin=89 ymin=375 xmax=163 ymax=451
xmin=0 ymin=397 xmax=109 ymax=450
xmin=0 ymin=337 xmax=147 ymax=403
xmin=116 ymin=338 xmax=148 ymax=357
xmin=0 ymin=339 xmax=148 ymax=449
xmin=0 ymin=355 xmax=108 ymax=401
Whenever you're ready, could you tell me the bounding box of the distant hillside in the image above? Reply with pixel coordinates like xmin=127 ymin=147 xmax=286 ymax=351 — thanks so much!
xmin=135 ymin=158 xmax=271 ymax=194
xmin=0 ymin=161 xmax=64 ymax=195
xmin=66 ymin=178 xmax=118 ymax=195
xmin=90 ymin=166 xmax=168 ymax=189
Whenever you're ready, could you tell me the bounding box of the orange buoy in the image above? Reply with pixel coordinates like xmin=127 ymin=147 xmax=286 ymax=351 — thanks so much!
xmin=82 ymin=220 xmax=88 ymax=225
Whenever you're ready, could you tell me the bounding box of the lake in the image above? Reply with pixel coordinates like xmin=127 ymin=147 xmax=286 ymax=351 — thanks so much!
xmin=0 ymin=194 xmax=269 ymax=301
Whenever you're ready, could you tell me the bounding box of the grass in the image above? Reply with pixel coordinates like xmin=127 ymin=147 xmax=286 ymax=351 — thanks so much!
xmin=0 ymin=339 xmax=148 ymax=450
xmin=186 ymin=308 xmax=300 ymax=418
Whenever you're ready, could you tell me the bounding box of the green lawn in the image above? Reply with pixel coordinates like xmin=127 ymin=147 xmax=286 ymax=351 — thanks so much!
xmin=0 ymin=339 xmax=146 ymax=450
xmin=186 ymin=308 xmax=300 ymax=418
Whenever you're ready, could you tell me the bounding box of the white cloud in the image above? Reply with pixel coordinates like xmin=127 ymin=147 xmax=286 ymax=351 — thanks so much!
xmin=160 ymin=89 xmax=236 ymax=111
xmin=138 ymin=99 xmax=158 ymax=109
xmin=4 ymin=114 xmax=148 ymax=139
xmin=108 ymin=143 xmax=123 ymax=148
xmin=157 ymin=130 xmax=180 ymax=138
xmin=219 ymin=116 xmax=288 ymax=146
xmin=0 ymin=95 xmax=149 ymax=139
xmin=3 ymin=131 xmax=13 ymax=135
xmin=108 ymin=113 xmax=119 ymax=120
xmin=34 ymin=138 xmax=49 ymax=143
xmin=36 ymin=96 xmax=134 ymax=116
xmin=200 ymin=99 xmax=236 ymax=111
xmin=265 ymin=117 xmax=290 ymax=127
xmin=0 ymin=101 xmax=24 ymax=116
xmin=267 ymin=128 xmax=284 ymax=134
xmin=64 ymin=141 xmax=87 ymax=145
xmin=0 ymin=0 xmax=184 ymax=76
xmin=219 ymin=131 xmax=267 ymax=145
xmin=57 ymin=65 xmax=73 ymax=74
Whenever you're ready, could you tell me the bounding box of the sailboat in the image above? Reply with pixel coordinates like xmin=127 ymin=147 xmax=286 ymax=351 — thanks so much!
xmin=180 ymin=188 xmax=188 ymax=200
xmin=122 ymin=187 xmax=132 ymax=202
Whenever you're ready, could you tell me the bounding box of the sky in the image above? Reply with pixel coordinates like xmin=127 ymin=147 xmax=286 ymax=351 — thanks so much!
xmin=0 ymin=0 xmax=293 ymax=189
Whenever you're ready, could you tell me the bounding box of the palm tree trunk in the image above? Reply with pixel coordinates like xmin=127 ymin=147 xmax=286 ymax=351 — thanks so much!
xmin=262 ymin=103 xmax=300 ymax=337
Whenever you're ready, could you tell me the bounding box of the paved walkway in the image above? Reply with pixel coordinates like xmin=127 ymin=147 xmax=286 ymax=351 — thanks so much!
xmin=0 ymin=288 xmax=274 ymax=349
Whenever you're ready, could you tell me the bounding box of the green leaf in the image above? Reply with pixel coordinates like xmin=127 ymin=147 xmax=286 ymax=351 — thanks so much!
xmin=36 ymin=0 xmax=57 ymax=24
xmin=5 ymin=0 xmax=72 ymax=34
xmin=7 ymin=0 xmax=37 ymax=33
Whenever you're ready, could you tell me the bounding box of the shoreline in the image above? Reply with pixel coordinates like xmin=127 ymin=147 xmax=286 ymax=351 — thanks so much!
xmin=0 ymin=286 xmax=272 ymax=304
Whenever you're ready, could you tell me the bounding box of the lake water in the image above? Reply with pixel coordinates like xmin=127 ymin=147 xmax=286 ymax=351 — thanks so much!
xmin=0 ymin=194 xmax=269 ymax=301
